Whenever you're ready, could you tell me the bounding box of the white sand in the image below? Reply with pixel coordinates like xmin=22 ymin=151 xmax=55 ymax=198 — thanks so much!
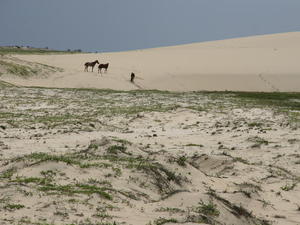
xmin=0 ymin=32 xmax=299 ymax=225
xmin=4 ymin=32 xmax=300 ymax=92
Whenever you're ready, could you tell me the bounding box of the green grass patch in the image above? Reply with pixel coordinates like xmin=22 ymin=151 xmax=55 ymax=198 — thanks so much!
xmin=4 ymin=203 xmax=25 ymax=210
xmin=26 ymin=152 xmax=112 ymax=169
xmin=12 ymin=176 xmax=51 ymax=185
xmin=248 ymin=122 xmax=264 ymax=127
xmin=92 ymin=213 xmax=113 ymax=219
xmin=232 ymin=92 xmax=300 ymax=111
xmin=0 ymin=167 xmax=16 ymax=179
xmin=0 ymin=60 xmax=38 ymax=77
xmin=106 ymin=145 xmax=127 ymax=154
xmin=38 ymin=183 xmax=112 ymax=200
xmin=27 ymin=152 xmax=81 ymax=165
xmin=196 ymin=201 xmax=220 ymax=217
xmin=176 ymin=155 xmax=187 ymax=167
xmin=0 ymin=46 xmax=82 ymax=55
xmin=281 ymin=183 xmax=297 ymax=191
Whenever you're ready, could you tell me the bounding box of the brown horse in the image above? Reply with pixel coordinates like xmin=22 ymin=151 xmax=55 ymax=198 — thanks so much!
xmin=84 ymin=60 xmax=99 ymax=72
xmin=98 ymin=63 xmax=109 ymax=74
xmin=130 ymin=72 xmax=135 ymax=82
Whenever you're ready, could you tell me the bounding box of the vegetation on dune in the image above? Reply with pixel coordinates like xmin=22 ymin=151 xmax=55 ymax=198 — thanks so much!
xmin=38 ymin=183 xmax=113 ymax=200
xmin=232 ymin=91 xmax=300 ymax=111
xmin=0 ymin=60 xmax=38 ymax=77
xmin=4 ymin=204 xmax=25 ymax=210
xmin=0 ymin=46 xmax=82 ymax=55
xmin=0 ymin=86 xmax=299 ymax=225
xmin=196 ymin=201 xmax=220 ymax=217
xmin=0 ymin=167 xmax=16 ymax=179
xmin=0 ymin=80 xmax=16 ymax=87
xmin=0 ymin=87 xmax=299 ymax=130
xmin=0 ymin=57 xmax=63 ymax=78
xmin=5 ymin=138 xmax=183 ymax=199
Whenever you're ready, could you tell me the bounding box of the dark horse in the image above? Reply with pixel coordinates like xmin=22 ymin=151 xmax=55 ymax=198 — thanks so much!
xmin=98 ymin=63 xmax=109 ymax=74
xmin=130 ymin=72 xmax=135 ymax=83
xmin=84 ymin=60 xmax=99 ymax=72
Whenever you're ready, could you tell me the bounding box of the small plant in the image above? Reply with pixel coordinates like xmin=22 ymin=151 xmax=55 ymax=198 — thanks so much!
xmin=0 ymin=196 xmax=10 ymax=204
xmin=112 ymin=167 xmax=122 ymax=176
xmin=54 ymin=210 xmax=69 ymax=217
xmin=13 ymin=176 xmax=51 ymax=185
xmin=244 ymin=189 xmax=254 ymax=197
xmin=107 ymin=145 xmax=127 ymax=154
xmin=258 ymin=199 xmax=271 ymax=208
xmin=155 ymin=207 xmax=185 ymax=214
xmin=0 ymin=167 xmax=16 ymax=179
xmin=238 ymin=182 xmax=262 ymax=191
xmin=185 ymin=143 xmax=204 ymax=147
xmin=112 ymin=138 xmax=132 ymax=145
xmin=232 ymin=157 xmax=250 ymax=164
xmin=281 ymin=183 xmax=297 ymax=191
xmin=248 ymin=122 xmax=263 ymax=128
xmin=4 ymin=203 xmax=25 ymax=210
xmin=88 ymin=142 xmax=100 ymax=149
xmin=176 ymin=155 xmax=187 ymax=167
xmin=288 ymin=138 xmax=299 ymax=144
xmin=27 ymin=152 xmax=79 ymax=165
xmin=247 ymin=136 xmax=269 ymax=148
xmin=154 ymin=217 xmax=178 ymax=225
xmin=40 ymin=170 xmax=57 ymax=179
xmin=39 ymin=183 xmax=113 ymax=200
xmin=93 ymin=213 xmax=113 ymax=219
xmin=196 ymin=200 xmax=220 ymax=217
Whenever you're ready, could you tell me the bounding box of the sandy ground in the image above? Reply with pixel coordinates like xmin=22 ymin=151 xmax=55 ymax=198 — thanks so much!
xmin=2 ymin=32 xmax=300 ymax=92
xmin=0 ymin=33 xmax=299 ymax=225
xmin=0 ymin=87 xmax=299 ymax=225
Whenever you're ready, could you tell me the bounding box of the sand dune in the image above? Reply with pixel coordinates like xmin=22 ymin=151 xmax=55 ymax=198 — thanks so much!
xmin=0 ymin=33 xmax=300 ymax=225
xmin=4 ymin=32 xmax=300 ymax=92
xmin=0 ymin=87 xmax=299 ymax=225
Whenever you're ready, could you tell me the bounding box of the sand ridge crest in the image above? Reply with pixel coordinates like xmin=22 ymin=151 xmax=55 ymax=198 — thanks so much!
xmin=1 ymin=32 xmax=299 ymax=92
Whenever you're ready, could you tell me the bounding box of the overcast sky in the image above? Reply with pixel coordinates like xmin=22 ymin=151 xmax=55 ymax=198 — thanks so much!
xmin=0 ymin=0 xmax=300 ymax=52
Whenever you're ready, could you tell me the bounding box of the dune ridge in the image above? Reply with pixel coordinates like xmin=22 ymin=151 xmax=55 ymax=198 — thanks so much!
xmin=0 ymin=32 xmax=300 ymax=225
xmin=1 ymin=32 xmax=300 ymax=92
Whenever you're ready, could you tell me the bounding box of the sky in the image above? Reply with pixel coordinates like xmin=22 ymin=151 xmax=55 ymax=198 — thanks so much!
xmin=0 ymin=0 xmax=300 ymax=52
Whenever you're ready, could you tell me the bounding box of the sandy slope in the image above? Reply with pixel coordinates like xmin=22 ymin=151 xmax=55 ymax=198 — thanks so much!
xmin=1 ymin=33 xmax=300 ymax=225
xmin=0 ymin=88 xmax=299 ymax=225
xmin=3 ymin=32 xmax=300 ymax=92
